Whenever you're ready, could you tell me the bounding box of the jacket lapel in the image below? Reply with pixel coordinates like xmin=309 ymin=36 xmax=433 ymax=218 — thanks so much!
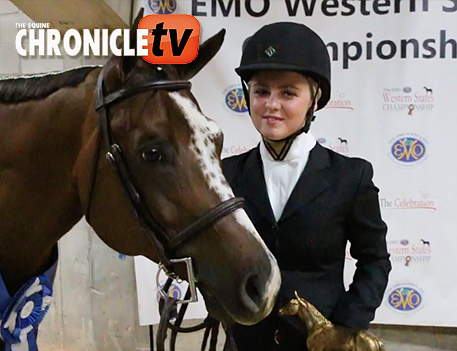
xmin=280 ymin=143 xmax=331 ymax=222
xmin=241 ymin=147 xmax=276 ymax=224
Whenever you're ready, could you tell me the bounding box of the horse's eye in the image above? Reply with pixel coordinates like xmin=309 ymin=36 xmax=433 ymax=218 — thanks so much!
xmin=142 ymin=147 xmax=162 ymax=162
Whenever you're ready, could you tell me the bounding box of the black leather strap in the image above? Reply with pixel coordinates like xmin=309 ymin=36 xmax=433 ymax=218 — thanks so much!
xmin=95 ymin=80 xmax=192 ymax=110
xmin=168 ymin=197 xmax=245 ymax=253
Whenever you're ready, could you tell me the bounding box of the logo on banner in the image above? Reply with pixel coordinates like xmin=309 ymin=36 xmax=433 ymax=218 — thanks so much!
xmin=223 ymin=85 xmax=248 ymax=115
xmin=386 ymin=284 xmax=424 ymax=313
xmin=222 ymin=145 xmax=251 ymax=156
xmin=380 ymin=192 xmax=437 ymax=211
xmin=317 ymin=137 xmax=349 ymax=155
xmin=148 ymin=0 xmax=177 ymax=14
xmin=388 ymin=133 xmax=428 ymax=166
xmin=382 ymin=86 xmax=434 ymax=115
xmin=156 ymin=281 xmax=182 ymax=303
xmin=325 ymin=90 xmax=354 ymax=111
xmin=387 ymin=239 xmax=432 ymax=266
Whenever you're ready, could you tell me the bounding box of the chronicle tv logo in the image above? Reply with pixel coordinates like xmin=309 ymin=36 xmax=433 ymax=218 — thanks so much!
xmin=223 ymin=85 xmax=248 ymax=115
xmin=382 ymin=86 xmax=434 ymax=115
xmin=139 ymin=15 xmax=200 ymax=64
xmin=15 ymin=14 xmax=200 ymax=64
xmin=386 ymin=284 xmax=424 ymax=313
xmin=388 ymin=133 xmax=428 ymax=166
xmin=148 ymin=0 xmax=177 ymax=14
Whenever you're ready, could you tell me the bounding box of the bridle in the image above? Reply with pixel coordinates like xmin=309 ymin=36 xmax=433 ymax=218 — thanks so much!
xmin=86 ymin=66 xmax=245 ymax=306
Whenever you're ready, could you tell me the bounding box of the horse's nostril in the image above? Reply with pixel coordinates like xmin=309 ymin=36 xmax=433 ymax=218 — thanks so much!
xmin=246 ymin=275 xmax=261 ymax=305
xmin=240 ymin=273 xmax=262 ymax=314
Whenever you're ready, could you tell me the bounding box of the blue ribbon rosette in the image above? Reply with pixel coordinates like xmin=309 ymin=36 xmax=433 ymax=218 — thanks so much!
xmin=0 ymin=275 xmax=53 ymax=351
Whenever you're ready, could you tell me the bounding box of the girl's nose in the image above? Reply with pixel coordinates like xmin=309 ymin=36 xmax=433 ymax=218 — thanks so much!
xmin=265 ymin=94 xmax=280 ymax=110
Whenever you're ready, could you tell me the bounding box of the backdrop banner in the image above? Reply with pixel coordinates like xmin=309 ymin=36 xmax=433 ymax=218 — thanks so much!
xmin=134 ymin=0 xmax=457 ymax=327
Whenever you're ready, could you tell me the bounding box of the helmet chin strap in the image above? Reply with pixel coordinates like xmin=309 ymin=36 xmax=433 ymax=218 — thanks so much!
xmin=262 ymin=108 xmax=315 ymax=161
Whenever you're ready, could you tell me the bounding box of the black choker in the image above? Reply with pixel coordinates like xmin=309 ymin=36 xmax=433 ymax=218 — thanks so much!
xmin=263 ymin=138 xmax=293 ymax=161
xmin=262 ymin=124 xmax=308 ymax=160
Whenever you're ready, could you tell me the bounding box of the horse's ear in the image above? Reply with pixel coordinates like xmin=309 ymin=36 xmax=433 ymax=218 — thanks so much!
xmin=128 ymin=7 xmax=145 ymax=49
xmin=294 ymin=290 xmax=300 ymax=300
xmin=103 ymin=8 xmax=145 ymax=90
xmin=121 ymin=7 xmax=145 ymax=74
xmin=178 ymin=29 xmax=226 ymax=80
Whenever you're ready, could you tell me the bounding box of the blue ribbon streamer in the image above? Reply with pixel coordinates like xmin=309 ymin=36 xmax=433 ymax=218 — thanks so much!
xmin=0 ymin=248 xmax=57 ymax=351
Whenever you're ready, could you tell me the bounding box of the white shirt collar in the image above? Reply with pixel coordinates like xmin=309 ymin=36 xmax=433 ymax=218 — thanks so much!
xmin=258 ymin=131 xmax=316 ymax=221
xmin=259 ymin=131 xmax=317 ymax=162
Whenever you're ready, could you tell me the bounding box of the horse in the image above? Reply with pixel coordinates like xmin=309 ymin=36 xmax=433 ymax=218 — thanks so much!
xmin=423 ymin=86 xmax=433 ymax=94
xmin=0 ymin=9 xmax=280 ymax=350
xmin=337 ymin=137 xmax=348 ymax=145
xmin=421 ymin=239 xmax=430 ymax=246
xmin=279 ymin=292 xmax=385 ymax=351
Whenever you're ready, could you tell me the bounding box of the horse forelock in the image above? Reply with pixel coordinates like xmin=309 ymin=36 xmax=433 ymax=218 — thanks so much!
xmin=0 ymin=65 xmax=100 ymax=104
xmin=168 ymin=92 xmax=281 ymax=307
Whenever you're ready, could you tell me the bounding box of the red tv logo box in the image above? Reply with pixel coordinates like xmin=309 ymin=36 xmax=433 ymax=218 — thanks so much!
xmin=139 ymin=15 xmax=200 ymax=64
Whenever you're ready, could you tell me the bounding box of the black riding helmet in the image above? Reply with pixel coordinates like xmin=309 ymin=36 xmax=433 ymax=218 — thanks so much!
xmin=235 ymin=22 xmax=331 ymax=111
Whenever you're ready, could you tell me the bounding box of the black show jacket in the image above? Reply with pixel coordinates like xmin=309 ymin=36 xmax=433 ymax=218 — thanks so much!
xmin=222 ymin=143 xmax=391 ymax=332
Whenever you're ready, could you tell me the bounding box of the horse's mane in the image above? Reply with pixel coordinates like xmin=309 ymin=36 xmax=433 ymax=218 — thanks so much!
xmin=0 ymin=66 xmax=100 ymax=104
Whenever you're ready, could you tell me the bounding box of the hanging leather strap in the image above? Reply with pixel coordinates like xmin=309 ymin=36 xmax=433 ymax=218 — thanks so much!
xmin=157 ymin=278 xmax=237 ymax=351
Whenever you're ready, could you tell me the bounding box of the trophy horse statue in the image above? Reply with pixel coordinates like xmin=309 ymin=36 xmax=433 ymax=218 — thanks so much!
xmin=279 ymin=291 xmax=386 ymax=351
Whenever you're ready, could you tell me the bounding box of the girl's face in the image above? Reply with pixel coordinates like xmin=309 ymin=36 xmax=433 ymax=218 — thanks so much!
xmin=249 ymin=71 xmax=315 ymax=141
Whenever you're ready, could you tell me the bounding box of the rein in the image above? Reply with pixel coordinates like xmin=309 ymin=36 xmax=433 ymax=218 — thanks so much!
xmin=157 ymin=278 xmax=239 ymax=351
xmin=86 ymin=67 xmax=244 ymax=350
xmin=157 ymin=278 xmax=221 ymax=351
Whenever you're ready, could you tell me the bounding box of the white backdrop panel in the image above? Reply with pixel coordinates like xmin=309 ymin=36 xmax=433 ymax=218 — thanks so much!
xmin=134 ymin=0 xmax=457 ymax=327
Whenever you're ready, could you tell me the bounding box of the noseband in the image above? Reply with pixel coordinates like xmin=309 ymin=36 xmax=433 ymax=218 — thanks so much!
xmin=87 ymin=66 xmax=244 ymax=304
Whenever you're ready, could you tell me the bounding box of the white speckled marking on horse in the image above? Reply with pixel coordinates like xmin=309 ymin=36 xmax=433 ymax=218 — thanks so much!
xmin=169 ymin=92 xmax=281 ymax=309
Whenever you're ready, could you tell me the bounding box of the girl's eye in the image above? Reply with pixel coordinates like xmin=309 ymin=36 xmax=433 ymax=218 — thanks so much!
xmin=254 ymin=89 xmax=269 ymax=95
xmin=283 ymin=90 xmax=296 ymax=97
xmin=142 ymin=147 xmax=162 ymax=162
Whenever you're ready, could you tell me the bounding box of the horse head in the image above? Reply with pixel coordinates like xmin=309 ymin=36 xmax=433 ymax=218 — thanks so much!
xmin=279 ymin=291 xmax=331 ymax=332
xmin=278 ymin=297 xmax=300 ymax=316
xmin=76 ymin=9 xmax=280 ymax=325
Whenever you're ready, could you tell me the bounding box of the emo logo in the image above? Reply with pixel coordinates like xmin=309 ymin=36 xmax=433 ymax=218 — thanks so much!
xmin=386 ymin=284 xmax=424 ymax=313
xmin=224 ymin=85 xmax=248 ymax=115
xmin=148 ymin=0 xmax=177 ymax=14
xmin=388 ymin=133 xmax=428 ymax=166
xmin=156 ymin=282 xmax=182 ymax=303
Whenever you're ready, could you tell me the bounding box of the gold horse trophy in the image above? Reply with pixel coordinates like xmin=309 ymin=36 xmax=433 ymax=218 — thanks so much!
xmin=279 ymin=291 xmax=386 ymax=351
